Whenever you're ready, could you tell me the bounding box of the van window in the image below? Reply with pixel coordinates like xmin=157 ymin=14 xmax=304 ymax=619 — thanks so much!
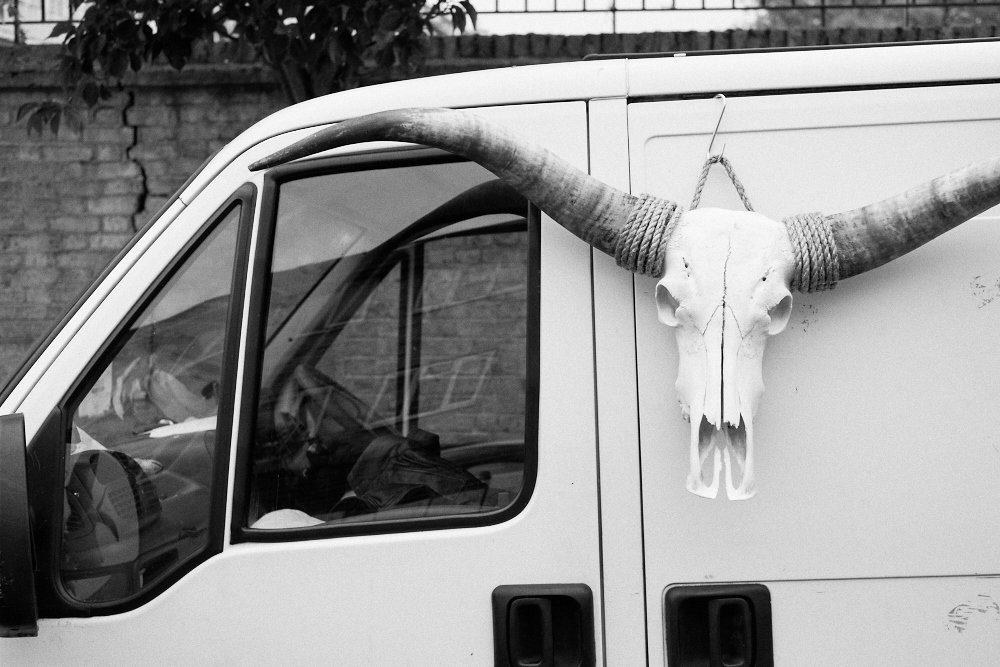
xmin=61 ymin=205 xmax=241 ymax=603
xmin=246 ymin=161 xmax=531 ymax=531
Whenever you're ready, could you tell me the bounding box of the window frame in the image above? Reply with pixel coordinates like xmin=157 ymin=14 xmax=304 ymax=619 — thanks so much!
xmin=232 ymin=150 xmax=540 ymax=543
xmin=26 ymin=184 xmax=256 ymax=618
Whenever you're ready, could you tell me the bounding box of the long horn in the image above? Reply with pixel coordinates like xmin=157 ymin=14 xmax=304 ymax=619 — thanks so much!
xmin=250 ymin=107 xmax=645 ymax=257
xmin=828 ymin=157 xmax=1000 ymax=279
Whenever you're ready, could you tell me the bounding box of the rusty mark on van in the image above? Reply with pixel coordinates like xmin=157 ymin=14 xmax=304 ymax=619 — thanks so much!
xmin=970 ymin=275 xmax=1000 ymax=309
xmin=946 ymin=594 xmax=1000 ymax=633
xmin=798 ymin=303 xmax=819 ymax=333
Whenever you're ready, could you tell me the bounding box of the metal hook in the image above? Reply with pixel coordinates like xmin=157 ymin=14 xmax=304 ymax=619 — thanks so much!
xmin=706 ymin=94 xmax=727 ymax=158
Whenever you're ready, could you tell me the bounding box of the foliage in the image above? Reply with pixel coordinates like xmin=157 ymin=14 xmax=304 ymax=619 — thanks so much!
xmin=21 ymin=0 xmax=476 ymax=135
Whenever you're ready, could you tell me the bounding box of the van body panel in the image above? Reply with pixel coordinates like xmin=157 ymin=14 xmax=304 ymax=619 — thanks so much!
xmin=627 ymin=40 xmax=1000 ymax=98
xmin=589 ymin=96 xmax=648 ymax=666
xmin=630 ymin=81 xmax=1000 ymax=663
xmin=1 ymin=101 xmax=606 ymax=665
xmin=766 ymin=577 xmax=1000 ymax=664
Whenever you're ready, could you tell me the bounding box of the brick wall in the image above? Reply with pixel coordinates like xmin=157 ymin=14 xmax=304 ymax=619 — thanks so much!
xmin=1 ymin=25 xmax=997 ymax=385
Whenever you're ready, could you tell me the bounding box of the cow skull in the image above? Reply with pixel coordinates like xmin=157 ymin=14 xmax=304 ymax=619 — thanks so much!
xmin=252 ymin=107 xmax=1000 ymax=500
xmin=658 ymin=210 xmax=795 ymax=498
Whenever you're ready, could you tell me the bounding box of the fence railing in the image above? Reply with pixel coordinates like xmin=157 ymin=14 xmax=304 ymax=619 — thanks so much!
xmin=3 ymin=0 xmax=999 ymax=43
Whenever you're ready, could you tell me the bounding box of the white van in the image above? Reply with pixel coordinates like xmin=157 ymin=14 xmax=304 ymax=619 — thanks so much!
xmin=2 ymin=39 xmax=1000 ymax=666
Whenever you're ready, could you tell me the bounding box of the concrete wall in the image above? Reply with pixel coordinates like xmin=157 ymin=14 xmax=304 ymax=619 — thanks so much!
xmin=1 ymin=26 xmax=996 ymax=384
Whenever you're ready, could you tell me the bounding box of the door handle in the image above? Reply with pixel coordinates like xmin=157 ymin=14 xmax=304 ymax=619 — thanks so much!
xmin=493 ymin=584 xmax=595 ymax=667
xmin=665 ymin=584 xmax=773 ymax=667
xmin=708 ymin=597 xmax=753 ymax=667
xmin=509 ymin=597 xmax=553 ymax=666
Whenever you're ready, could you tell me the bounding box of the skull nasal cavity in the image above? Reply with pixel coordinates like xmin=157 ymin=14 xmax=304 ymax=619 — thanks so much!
xmin=656 ymin=283 xmax=681 ymax=327
xmin=767 ymin=294 xmax=793 ymax=335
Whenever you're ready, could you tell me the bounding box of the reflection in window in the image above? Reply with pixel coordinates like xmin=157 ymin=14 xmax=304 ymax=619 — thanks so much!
xmin=249 ymin=162 xmax=529 ymax=529
xmin=62 ymin=207 xmax=240 ymax=603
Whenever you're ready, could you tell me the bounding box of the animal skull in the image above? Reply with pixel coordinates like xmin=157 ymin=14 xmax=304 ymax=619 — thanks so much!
xmin=656 ymin=210 xmax=794 ymax=499
xmin=251 ymin=107 xmax=1000 ymax=500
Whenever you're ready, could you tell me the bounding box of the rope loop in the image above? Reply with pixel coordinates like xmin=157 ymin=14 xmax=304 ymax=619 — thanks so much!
xmin=783 ymin=212 xmax=840 ymax=292
xmin=690 ymin=154 xmax=754 ymax=211
xmin=614 ymin=195 xmax=682 ymax=277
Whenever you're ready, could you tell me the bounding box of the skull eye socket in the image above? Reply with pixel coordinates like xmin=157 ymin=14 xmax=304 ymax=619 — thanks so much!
xmin=656 ymin=283 xmax=681 ymax=327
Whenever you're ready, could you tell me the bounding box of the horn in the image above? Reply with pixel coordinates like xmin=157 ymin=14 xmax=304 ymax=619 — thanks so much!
xmin=828 ymin=156 xmax=1000 ymax=279
xmin=250 ymin=107 xmax=648 ymax=257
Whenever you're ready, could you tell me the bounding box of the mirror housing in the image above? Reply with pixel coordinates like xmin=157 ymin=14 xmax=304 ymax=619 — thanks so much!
xmin=0 ymin=413 xmax=38 ymax=637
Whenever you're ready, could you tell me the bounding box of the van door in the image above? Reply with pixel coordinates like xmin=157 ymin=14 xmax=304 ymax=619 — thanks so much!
xmin=1 ymin=102 xmax=603 ymax=665
xmin=628 ymin=85 xmax=1000 ymax=664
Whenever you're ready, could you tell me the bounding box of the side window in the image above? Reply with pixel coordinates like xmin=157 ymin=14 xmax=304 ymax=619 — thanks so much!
xmin=61 ymin=204 xmax=242 ymax=603
xmin=246 ymin=161 xmax=532 ymax=530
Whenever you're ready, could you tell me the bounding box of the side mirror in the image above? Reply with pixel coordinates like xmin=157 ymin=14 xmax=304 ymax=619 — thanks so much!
xmin=0 ymin=413 xmax=38 ymax=637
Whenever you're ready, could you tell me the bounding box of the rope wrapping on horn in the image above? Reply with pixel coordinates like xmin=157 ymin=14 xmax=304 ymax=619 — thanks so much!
xmin=614 ymin=194 xmax=684 ymax=277
xmin=783 ymin=212 xmax=840 ymax=292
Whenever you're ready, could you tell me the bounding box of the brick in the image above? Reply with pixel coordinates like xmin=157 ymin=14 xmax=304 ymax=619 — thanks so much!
xmin=58 ymin=234 xmax=90 ymax=251
xmin=126 ymin=105 xmax=178 ymax=126
xmin=88 ymin=232 xmax=134 ymax=251
xmin=51 ymin=216 xmax=101 ymax=233
xmin=529 ymin=33 xmax=548 ymax=57
xmin=95 ymin=162 xmax=142 ymax=179
xmin=83 ymin=127 xmax=134 ymax=143
xmin=40 ymin=144 xmax=94 ymax=162
xmin=87 ymin=196 xmax=138 ymax=216
xmin=102 ymin=216 xmax=135 ymax=233
xmin=93 ymin=107 xmax=125 ymax=125
xmin=131 ymin=142 xmax=179 ymax=161
xmin=101 ymin=179 xmax=144 ymax=196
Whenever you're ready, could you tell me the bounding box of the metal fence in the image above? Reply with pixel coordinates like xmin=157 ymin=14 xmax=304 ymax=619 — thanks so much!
xmin=3 ymin=0 xmax=999 ymax=43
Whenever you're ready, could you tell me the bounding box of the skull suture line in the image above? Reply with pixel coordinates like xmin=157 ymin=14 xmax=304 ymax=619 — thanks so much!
xmin=252 ymin=107 xmax=1000 ymax=500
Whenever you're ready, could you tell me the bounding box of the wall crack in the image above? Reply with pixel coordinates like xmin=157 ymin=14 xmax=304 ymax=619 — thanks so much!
xmin=122 ymin=90 xmax=148 ymax=232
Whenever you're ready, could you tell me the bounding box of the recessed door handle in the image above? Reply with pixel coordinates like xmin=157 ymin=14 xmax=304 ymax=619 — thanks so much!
xmin=708 ymin=597 xmax=753 ymax=667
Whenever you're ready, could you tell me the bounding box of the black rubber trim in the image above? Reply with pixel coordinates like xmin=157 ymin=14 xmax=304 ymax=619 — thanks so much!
xmin=231 ymin=152 xmax=541 ymax=543
xmin=0 ymin=413 xmax=38 ymax=637
xmin=25 ymin=184 xmax=255 ymax=618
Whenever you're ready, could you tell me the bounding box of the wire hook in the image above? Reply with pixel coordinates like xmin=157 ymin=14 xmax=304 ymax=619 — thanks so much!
xmin=706 ymin=93 xmax=727 ymax=158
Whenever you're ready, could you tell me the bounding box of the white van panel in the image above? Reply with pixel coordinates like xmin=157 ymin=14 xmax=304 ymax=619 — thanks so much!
xmin=629 ymin=83 xmax=1000 ymax=663
xmin=3 ymin=102 xmax=605 ymax=665
xmin=767 ymin=577 xmax=1000 ymax=665
xmin=628 ymin=41 xmax=1000 ymax=98
xmin=589 ymin=97 xmax=647 ymax=665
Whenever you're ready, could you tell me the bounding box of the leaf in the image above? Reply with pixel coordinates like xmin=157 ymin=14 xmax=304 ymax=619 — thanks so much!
xmin=49 ymin=21 xmax=76 ymax=39
xmin=107 ymin=49 xmax=129 ymax=79
xmin=451 ymin=6 xmax=466 ymax=33
xmin=379 ymin=9 xmax=403 ymax=31
xmin=460 ymin=0 xmax=477 ymax=29
xmin=81 ymin=80 xmax=99 ymax=107
xmin=27 ymin=112 xmax=44 ymax=137
xmin=15 ymin=102 xmax=39 ymax=122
